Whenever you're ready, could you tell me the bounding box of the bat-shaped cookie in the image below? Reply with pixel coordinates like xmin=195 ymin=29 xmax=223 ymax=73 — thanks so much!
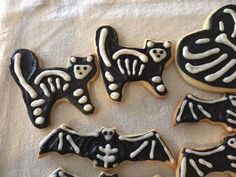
xmin=177 ymin=134 xmax=236 ymax=177
xmin=10 ymin=49 xmax=96 ymax=128
xmin=49 ymin=168 xmax=117 ymax=177
xmin=174 ymin=94 xmax=236 ymax=131
xmin=39 ymin=124 xmax=175 ymax=169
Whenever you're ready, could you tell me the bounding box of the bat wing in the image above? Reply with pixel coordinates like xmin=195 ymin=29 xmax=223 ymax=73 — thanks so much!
xmin=49 ymin=168 xmax=77 ymax=177
xmin=39 ymin=124 xmax=99 ymax=156
xmin=118 ymin=131 xmax=175 ymax=164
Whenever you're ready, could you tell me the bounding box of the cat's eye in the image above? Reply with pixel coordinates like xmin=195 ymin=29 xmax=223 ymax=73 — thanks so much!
xmin=83 ymin=66 xmax=87 ymax=70
xmin=152 ymin=50 xmax=157 ymax=53
xmin=159 ymin=50 xmax=164 ymax=54
xmin=76 ymin=66 xmax=80 ymax=70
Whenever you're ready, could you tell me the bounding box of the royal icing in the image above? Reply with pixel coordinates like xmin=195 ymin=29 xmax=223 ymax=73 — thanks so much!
xmin=95 ymin=25 xmax=172 ymax=101
xmin=10 ymin=49 xmax=96 ymax=128
xmin=177 ymin=5 xmax=236 ymax=91
xmin=39 ymin=124 xmax=175 ymax=169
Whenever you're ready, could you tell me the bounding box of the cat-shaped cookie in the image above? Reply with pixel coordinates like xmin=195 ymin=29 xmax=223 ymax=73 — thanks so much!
xmin=10 ymin=49 xmax=96 ymax=128
xmin=95 ymin=26 xmax=172 ymax=101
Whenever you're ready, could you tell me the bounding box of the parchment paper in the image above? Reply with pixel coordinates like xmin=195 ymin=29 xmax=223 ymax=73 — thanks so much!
xmin=0 ymin=0 xmax=235 ymax=177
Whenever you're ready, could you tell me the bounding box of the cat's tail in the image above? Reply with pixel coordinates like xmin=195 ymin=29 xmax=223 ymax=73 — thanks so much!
xmin=95 ymin=25 xmax=119 ymax=67
xmin=10 ymin=49 xmax=39 ymax=98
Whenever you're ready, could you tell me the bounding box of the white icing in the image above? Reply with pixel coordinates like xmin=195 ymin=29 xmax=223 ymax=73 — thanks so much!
xmin=34 ymin=70 xmax=71 ymax=85
xmin=219 ymin=21 xmax=224 ymax=32
xmin=13 ymin=53 xmax=38 ymax=98
xmin=105 ymin=71 xmax=114 ymax=82
xmin=227 ymin=110 xmax=236 ymax=117
xmin=125 ymin=59 xmax=131 ymax=75
xmin=56 ymin=78 xmax=61 ymax=89
xmin=78 ymin=96 xmax=88 ymax=104
xmin=47 ymin=77 xmax=56 ymax=92
xmin=97 ymin=144 xmax=118 ymax=168
xmin=58 ymin=132 xmax=63 ymax=151
xmin=152 ymin=76 xmax=161 ymax=83
xmin=147 ymin=41 xmax=155 ymax=48
xmin=83 ymin=104 xmax=93 ymax=112
xmin=183 ymin=46 xmax=220 ymax=60
xmin=215 ymin=33 xmax=236 ymax=51
xmin=189 ymin=159 xmax=204 ymax=177
xmin=198 ymin=159 xmax=213 ymax=168
xmin=185 ymin=53 xmax=228 ymax=74
xmin=229 ymin=95 xmax=236 ymax=106
xmin=31 ymin=99 xmax=45 ymax=107
xmin=189 ymin=102 xmax=198 ymax=120
xmin=180 ymin=157 xmax=187 ymax=177
xmin=231 ymin=163 xmax=236 ymax=168
xmin=224 ymin=8 xmax=236 ymax=38
xmin=73 ymin=64 xmax=92 ymax=79
xmin=39 ymin=128 xmax=59 ymax=147
xmin=156 ymin=85 xmax=165 ymax=92
xmin=197 ymin=105 xmax=211 ymax=118
xmin=223 ymin=70 xmax=236 ymax=83
xmin=33 ymin=108 xmax=42 ymax=116
xmin=186 ymin=145 xmax=225 ymax=155
xmin=163 ymin=41 xmax=171 ymax=48
xmin=176 ymin=99 xmax=187 ymax=122
xmin=204 ymin=59 xmax=236 ymax=82
xmin=87 ymin=56 xmax=93 ymax=62
xmin=108 ymin=83 xmax=118 ymax=91
xmin=132 ymin=59 xmax=138 ymax=75
xmin=227 ymin=118 xmax=236 ymax=124
xmin=227 ymin=155 xmax=236 ymax=160
xmin=70 ymin=56 xmax=76 ymax=63
xmin=35 ymin=116 xmax=45 ymax=125
xmin=110 ymin=92 xmax=120 ymax=100
xmin=73 ymin=89 xmax=84 ymax=97
xmin=149 ymin=140 xmax=156 ymax=159
xmin=187 ymin=94 xmax=227 ymax=103
xmin=130 ymin=141 xmax=149 ymax=158
xmin=112 ymin=49 xmax=148 ymax=63
xmin=138 ymin=64 xmax=145 ymax=76
xmin=40 ymin=83 xmax=51 ymax=97
xmin=228 ymin=138 xmax=236 ymax=148
xmin=102 ymin=128 xmax=115 ymax=141
xmin=195 ymin=38 xmax=210 ymax=44
xmin=63 ymin=83 xmax=69 ymax=91
xmin=117 ymin=59 xmax=125 ymax=74
xmin=119 ymin=132 xmax=154 ymax=142
xmin=66 ymin=135 xmax=80 ymax=154
xmin=99 ymin=28 xmax=111 ymax=67
xmin=149 ymin=48 xmax=167 ymax=62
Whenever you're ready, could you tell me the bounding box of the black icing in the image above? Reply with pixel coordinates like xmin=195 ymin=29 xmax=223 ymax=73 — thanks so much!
xmin=10 ymin=49 xmax=97 ymax=128
xmin=95 ymin=25 xmax=172 ymax=101
xmin=39 ymin=125 xmax=174 ymax=169
xmin=179 ymin=135 xmax=236 ymax=177
xmin=175 ymin=94 xmax=236 ymax=129
xmin=177 ymin=4 xmax=236 ymax=90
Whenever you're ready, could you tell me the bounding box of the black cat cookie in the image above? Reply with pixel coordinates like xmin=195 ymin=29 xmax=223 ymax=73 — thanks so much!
xmin=177 ymin=134 xmax=236 ymax=177
xmin=10 ymin=49 xmax=97 ymax=128
xmin=176 ymin=4 xmax=236 ymax=93
xmin=39 ymin=124 xmax=175 ymax=169
xmin=174 ymin=94 xmax=236 ymax=132
xmin=95 ymin=25 xmax=172 ymax=101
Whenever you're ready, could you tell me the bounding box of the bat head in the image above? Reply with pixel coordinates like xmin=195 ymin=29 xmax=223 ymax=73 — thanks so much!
xmin=228 ymin=95 xmax=236 ymax=107
xmin=227 ymin=137 xmax=236 ymax=149
xmin=101 ymin=127 xmax=116 ymax=141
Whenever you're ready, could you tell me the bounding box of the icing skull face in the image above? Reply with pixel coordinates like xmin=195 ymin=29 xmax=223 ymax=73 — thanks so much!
xmin=228 ymin=95 xmax=236 ymax=107
xmin=70 ymin=56 xmax=94 ymax=80
xmin=101 ymin=128 xmax=115 ymax=141
xmin=227 ymin=138 xmax=236 ymax=148
xmin=146 ymin=41 xmax=171 ymax=63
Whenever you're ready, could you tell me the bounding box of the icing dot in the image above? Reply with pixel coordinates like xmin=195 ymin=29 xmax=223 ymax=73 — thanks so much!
xmin=152 ymin=76 xmax=161 ymax=83
xmin=70 ymin=56 xmax=76 ymax=63
xmin=156 ymin=85 xmax=165 ymax=92
xmin=108 ymin=83 xmax=118 ymax=91
xmin=35 ymin=117 xmax=45 ymax=125
xmin=73 ymin=88 xmax=84 ymax=97
xmin=105 ymin=71 xmax=115 ymax=82
xmin=58 ymin=171 xmax=65 ymax=176
xmin=87 ymin=56 xmax=93 ymax=62
xmin=83 ymin=104 xmax=93 ymax=112
xmin=147 ymin=41 xmax=155 ymax=48
xmin=227 ymin=126 xmax=233 ymax=132
xmin=78 ymin=96 xmax=88 ymax=104
xmin=163 ymin=41 xmax=171 ymax=48
xmin=33 ymin=108 xmax=43 ymax=116
xmin=110 ymin=92 xmax=120 ymax=100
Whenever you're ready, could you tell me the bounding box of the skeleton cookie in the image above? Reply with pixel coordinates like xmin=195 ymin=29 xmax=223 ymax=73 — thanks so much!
xmin=176 ymin=4 xmax=236 ymax=92
xmin=174 ymin=94 xmax=236 ymax=131
xmin=95 ymin=25 xmax=172 ymax=101
xmin=177 ymin=135 xmax=236 ymax=177
xmin=10 ymin=49 xmax=96 ymax=128
xmin=39 ymin=124 xmax=175 ymax=169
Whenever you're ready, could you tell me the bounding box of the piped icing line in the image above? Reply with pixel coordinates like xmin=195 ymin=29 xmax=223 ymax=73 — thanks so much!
xmin=219 ymin=21 xmax=225 ymax=32
xmin=185 ymin=146 xmax=225 ymax=155
xmin=189 ymin=159 xmax=204 ymax=177
xmin=39 ymin=125 xmax=175 ymax=168
xmin=198 ymin=159 xmax=213 ymax=168
xmin=215 ymin=33 xmax=236 ymax=52
xmin=112 ymin=49 xmax=148 ymax=63
xmin=195 ymin=38 xmax=210 ymax=44
xmin=224 ymin=8 xmax=236 ymax=38
xmin=187 ymin=94 xmax=227 ymax=103
xmin=197 ymin=105 xmax=211 ymax=118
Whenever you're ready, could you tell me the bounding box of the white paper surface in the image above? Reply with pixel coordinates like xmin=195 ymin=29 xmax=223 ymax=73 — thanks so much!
xmin=0 ymin=0 xmax=235 ymax=177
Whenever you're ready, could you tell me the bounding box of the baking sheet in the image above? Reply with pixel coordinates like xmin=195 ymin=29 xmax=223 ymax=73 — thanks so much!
xmin=0 ymin=0 xmax=235 ymax=177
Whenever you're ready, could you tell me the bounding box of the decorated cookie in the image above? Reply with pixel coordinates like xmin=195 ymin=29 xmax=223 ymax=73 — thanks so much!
xmin=177 ymin=134 xmax=236 ymax=177
xmin=95 ymin=25 xmax=172 ymax=101
xmin=10 ymin=49 xmax=97 ymax=128
xmin=176 ymin=5 xmax=236 ymax=92
xmin=174 ymin=94 xmax=236 ymax=131
xmin=39 ymin=124 xmax=175 ymax=169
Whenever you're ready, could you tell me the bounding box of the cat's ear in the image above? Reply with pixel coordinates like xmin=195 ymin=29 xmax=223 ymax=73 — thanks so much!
xmin=163 ymin=41 xmax=171 ymax=48
xmin=145 ymin=40 xmax=155 ymax=48
xmin=86 ymin=55 xmax=94 ymax=62
xmin=70 ymin=56 xmax=77 ymax=64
